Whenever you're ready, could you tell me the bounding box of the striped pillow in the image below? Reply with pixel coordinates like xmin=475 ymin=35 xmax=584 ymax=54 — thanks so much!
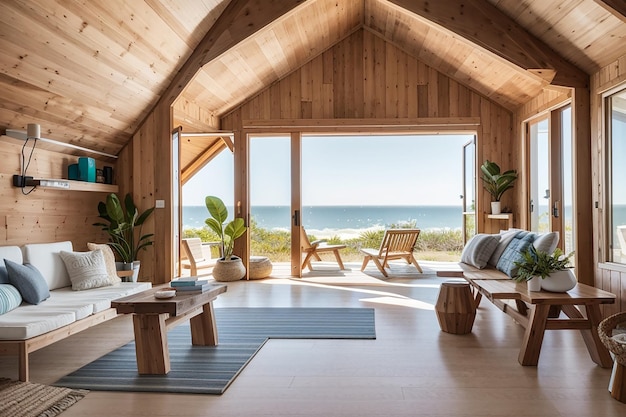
xmin=0 ymin=284 xmax=22 ymax=315
xmin=460 ymin=234 xmax=501 ymax=269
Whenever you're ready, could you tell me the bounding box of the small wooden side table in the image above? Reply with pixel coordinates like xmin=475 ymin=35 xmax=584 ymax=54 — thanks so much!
xmin=435 ymin=281 xmax=476 ymax=334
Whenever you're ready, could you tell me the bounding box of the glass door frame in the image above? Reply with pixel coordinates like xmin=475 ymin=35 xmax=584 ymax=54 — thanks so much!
xmin=462 ymin=137 xmax=476 ymax=243
xmin=524 ymin=104 xmax=572 ymax=254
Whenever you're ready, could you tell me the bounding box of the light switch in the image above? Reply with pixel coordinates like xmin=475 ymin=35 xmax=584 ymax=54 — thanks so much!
xmin=155 ymin=200 xmax=165 ymax=208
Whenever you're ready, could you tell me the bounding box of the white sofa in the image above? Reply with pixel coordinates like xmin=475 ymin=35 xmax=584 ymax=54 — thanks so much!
xmin=0 ymin=241 xmax=151 ymax=381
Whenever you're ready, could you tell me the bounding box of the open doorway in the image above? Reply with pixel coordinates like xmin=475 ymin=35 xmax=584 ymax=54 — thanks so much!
xmin=245 ymin=133 xmax=473 ymax=270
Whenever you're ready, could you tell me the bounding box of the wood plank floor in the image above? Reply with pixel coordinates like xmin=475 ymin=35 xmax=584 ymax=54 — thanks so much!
xmin=2 ymin=261 xmax=626 ymax=416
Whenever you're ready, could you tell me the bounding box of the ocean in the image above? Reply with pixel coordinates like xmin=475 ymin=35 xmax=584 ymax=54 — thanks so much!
xmin=184 ymin=204 xmax=626 ymax=240
xmin=183 ymin=205 xmax=463 ymax=238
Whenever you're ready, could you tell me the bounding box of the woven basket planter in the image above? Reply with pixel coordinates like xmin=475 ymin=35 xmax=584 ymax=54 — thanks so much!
xmin=212 ymin=257 xmax=246 ymax=282
xmin=598 ymin=312 xmax=626 ymax=366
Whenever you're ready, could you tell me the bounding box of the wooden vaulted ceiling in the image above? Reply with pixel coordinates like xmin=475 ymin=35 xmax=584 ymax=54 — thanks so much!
xmin=0 ymin=0 xmax=624 ymax=167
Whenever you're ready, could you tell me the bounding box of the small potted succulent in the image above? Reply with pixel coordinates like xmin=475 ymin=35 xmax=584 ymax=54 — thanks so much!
xmin=514 ymin=245 xmax=576 ymax=292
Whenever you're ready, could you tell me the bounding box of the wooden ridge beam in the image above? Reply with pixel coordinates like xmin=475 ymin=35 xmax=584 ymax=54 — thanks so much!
xmin=387 ymin=0 xmax=589 ymax=88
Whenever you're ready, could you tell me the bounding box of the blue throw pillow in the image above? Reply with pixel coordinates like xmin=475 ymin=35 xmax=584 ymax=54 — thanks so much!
xmin=4 ymin=259 xmax=50 ymax=305
xmin=0 ymin=284 xmax=22 ymax=314
xmin=496 ymin=232 xmax=536 ymax=278
xmin=0 ymin=265 xmax=8 ymax=284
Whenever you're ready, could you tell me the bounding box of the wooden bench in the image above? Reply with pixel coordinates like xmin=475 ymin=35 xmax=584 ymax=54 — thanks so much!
xmin=438 ymin=263 xmax=616 ymax=367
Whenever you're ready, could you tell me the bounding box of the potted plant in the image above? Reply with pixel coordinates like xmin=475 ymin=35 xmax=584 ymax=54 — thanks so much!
xmin=480 ymin=160 xmax=518 ymax=214
xmin=204 ymin=195 xmax=247 ymax=282
xmin=513 ymin=245 xmax=576 ymax=292
xmin=93 ymin=193 xmax=155 ymax=281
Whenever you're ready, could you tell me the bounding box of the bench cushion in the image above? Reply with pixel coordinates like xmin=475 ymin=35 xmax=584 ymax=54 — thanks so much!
xmin=0 ymin=282 xmax=152 ymax=340
xmin=461 ymin=234 xmax=501 ymax=269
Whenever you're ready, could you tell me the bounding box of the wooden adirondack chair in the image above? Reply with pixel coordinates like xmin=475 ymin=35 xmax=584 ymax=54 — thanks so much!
xmin=359 ymin=229 xmax=423 ymax=277
xmin=301 ymin=227 xmax=346 ymax=271
xmin=181 ymin=238 xmax=221 ymax=276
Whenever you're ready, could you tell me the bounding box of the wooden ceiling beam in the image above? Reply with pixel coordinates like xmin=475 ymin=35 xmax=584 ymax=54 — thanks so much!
xmin=594 ymin=0 xmax=626 ymax=23
xmin=159 ymin=0 xmax=306 ymax=107
xmin=386 ymin=0 xmax=589 ymax=88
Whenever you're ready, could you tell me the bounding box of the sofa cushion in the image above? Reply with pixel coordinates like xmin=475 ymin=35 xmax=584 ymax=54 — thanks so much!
xmin=22 ymin=241 xmax=73 ymax=290
xmin=87 ymin=243 xmax=122 ymax=285
xmin=0 ymin=284 xmax=22 ymax=315
xmin=496 ymin=232 xmax=536 ymax=278
xmin=0 ymin=282 xmax=152 ymax=340
xmin=461 ymin=234 xmax=501 ymax=269
xmin=60 ymin=250 xmax=111 ymax=291
xmin=0 ymin=245 xmax=23 ymax=265
xmin=4 ymin=259 xmax=50 ymax=305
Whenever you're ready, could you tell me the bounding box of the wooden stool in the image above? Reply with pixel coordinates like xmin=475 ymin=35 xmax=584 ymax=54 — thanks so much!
xmin=249 ymin=256 xmax=272 ymax=280
xmin=435 ymin=281 xmax=476 ymax=334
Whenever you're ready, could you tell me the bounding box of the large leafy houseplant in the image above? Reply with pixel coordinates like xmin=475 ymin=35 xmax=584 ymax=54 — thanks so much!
xmin=513 ymin=245 xmax=574 ymax=282
xmin=93 ymin=193 xmax=155 ymax=263
xmin=480 ymin=160 xmax=518 ymax=202
xmin=204 ymin=196 xmax=247 ymax=260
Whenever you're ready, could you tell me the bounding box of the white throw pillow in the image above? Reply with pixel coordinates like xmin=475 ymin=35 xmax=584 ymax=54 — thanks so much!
xmin=59 ymin=250 xmax=111 ymax=291
xmin=87 ymin=243 xmax=121 ymax=285
xmin=533 ymin=232 xmax=559 ymax=254
xmin=461 ymin=234 xmax=501 ymax=269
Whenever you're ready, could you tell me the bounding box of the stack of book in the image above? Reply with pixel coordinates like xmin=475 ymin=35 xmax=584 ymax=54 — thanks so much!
xmin=170 ymin=277 xmax=213 ymax=294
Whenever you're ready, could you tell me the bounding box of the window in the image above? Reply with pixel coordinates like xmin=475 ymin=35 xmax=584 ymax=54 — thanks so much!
xmin=607 ymin=88 xmax=626 ymax=263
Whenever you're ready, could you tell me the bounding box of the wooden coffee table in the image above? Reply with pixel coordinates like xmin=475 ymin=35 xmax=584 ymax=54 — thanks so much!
xmin=111 ymin=284 xmax=227 ymax=375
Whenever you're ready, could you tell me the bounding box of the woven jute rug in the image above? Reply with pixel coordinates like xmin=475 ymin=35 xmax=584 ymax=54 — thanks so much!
xmin=0 ymin=378 xmax=88 ymax=417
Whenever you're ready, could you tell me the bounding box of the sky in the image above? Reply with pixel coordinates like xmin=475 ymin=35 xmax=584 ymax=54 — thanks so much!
xmin=183 ymin=134 xmax=474 ymax=207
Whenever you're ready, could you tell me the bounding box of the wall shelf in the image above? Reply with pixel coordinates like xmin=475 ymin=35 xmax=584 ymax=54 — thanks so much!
xmin=26 ymin=178 xmax=118 ymax=193
xmin=487 ymin=213 xmax=513 ymax=229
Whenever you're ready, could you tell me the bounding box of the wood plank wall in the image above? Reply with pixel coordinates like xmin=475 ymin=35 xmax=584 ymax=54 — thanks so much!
xmin=0 ymin=135 xmax=112 ymax=250
xmin=221 ymin=30 xmax=515 ymax=234
xmin=591 ymin=53 xmax=626 ymax=317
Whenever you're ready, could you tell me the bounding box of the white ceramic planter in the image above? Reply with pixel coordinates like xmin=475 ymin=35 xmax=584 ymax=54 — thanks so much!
xmin=527 ymin=276 xmax=542 ymax=291
xmin=491 ymin=201 xmax=501 ymax=215
xmin=541 ymin=269 xmax=577 ymax=292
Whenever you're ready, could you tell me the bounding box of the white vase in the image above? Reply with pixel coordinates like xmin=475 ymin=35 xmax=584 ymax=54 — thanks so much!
xmin=527 ymin=276 xmax=542 ymax=291
xmin=491 ymin=201 xmax=501 ymax=215
xmin=212 ymin=256 xmax=246 ymax=282
xmin=541 ymin=269 xmax=577 ymax=292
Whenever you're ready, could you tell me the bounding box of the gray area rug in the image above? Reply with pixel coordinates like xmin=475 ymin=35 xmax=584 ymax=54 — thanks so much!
xmin=54 ymin=307 xmax=376 ymax=395
xmin=0 ymin=377 xmax=87 ymax=417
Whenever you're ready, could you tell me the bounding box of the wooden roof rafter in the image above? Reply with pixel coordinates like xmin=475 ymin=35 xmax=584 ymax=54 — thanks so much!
xmin=181 ymin=136 xmax=230 ymax=185
xmin=159 ymin=0 xmax=307 ymax=108
xmin=386 ymin=0 xmax=589 ymax=88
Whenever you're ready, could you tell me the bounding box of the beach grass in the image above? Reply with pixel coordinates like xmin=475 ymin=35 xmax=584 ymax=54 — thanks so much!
xmin=183 ymin=220 xmax=463 ymax=263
